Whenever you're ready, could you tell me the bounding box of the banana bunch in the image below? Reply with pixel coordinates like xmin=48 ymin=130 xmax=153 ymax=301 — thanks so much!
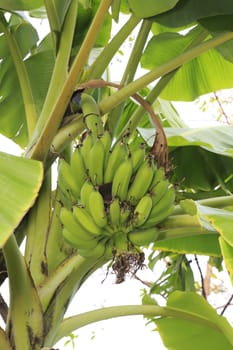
xmin=58 ymin=93 xmax=175 ymax=257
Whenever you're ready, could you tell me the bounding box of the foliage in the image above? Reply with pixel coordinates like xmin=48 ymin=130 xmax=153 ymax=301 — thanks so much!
xmin=0 ymin=1 xmax=233 ymax=350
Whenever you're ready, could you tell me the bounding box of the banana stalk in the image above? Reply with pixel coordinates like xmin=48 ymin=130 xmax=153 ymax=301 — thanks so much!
xmin=0 ymin=328 xmax=12 ymax=350
xmin=24 ymin=172 xmax=52 ymax=286
xmin=45 ymin=185 xmax=75 ymax=274
xmin=39 ymin=253 xmax=110 ymax=347
xmin=3 ymin=235 xmax=44 ymax=350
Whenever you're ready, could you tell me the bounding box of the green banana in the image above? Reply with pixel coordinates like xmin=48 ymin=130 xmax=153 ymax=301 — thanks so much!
xmin=73 ymin=205 xmax=102 ymax=235
xmin=80 ymin=132 xmax=94 ymax=169
xmin=80 ymin=93 xmax=104 ymax=137
xmin=131 ymin=144 xmax=146 ymax=173
xmin=89 ymin=190 xmax=107 ymax=228
xmin=100 ymin=130 xmax=112 ymax=154
xmin=59 ymin=159 xmax=81 ymax=198
xmin=100 ymin=130 xmax=113 ymax=169
xmin=104 ymin=140 xmax=129 ymax=183
xmin=150 ymin=166 xmax=166 ymax=188
xmin=109 ymin=197 xmax=121 ymax=229
xmin=133 ymin=194 xmax=153 ymax=227
xmin=80 ymin=179 xmax=95 ymax=210
xmin=143 ymin=187 xmax=175 ymax=227
xmin=78 ymin=238 xmax=106 ymax=258
xmin=88 ymin=137 xmax=105 ymax=185
xmin=119 ymin=202 xmax=131 ymax=225
xmin=128 ymin=227 xmax=159 ymax=246
xmin=150 ymin=179 xmax=170 ymax=206
xmin=111 ymin=158 xmax=133 ymax=201
xmin=127 ymin=158 xmax=155 ymax=205
xmin=60 ymin=207 xmax=96 ymax=240
xmin=70 ymin=146 xmax=87 ymax=190
xmin=62 ymin=227 xmax=98 ymax=250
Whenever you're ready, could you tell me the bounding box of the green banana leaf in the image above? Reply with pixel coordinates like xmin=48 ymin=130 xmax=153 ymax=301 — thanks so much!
xmin=164 ymin=126 xmax=233 ymax=157
xmin=153 ymin=231 xmax=221 ymax=257
xmin=219 ymin=237 xmax=233 ymax=281
xmin=41 ymin=0 xmax=72 ymax=51
xmin=0 ymin=14 xmax=54 ymax=147
xmin=50 ymin=0 xmax=72 ymax=31
xmin=141 ymin=28 xmax=233 ymax=101
xmin=0 ymin=151 xmax=43 ymax=247
xmin=195 ymin=204 xmax=233 ymax=247
xmin=0 ymin=0 xmax=43 ymax=11
xmin=178 ymin=202 xmax=233 ymax=280
xmin=154 ymin=291 xmax=233 ymax=350
xmin=25 ymin=50 xmax=55 ymax=114
xmin=139 ymin=126 xmax=233 ymax=192
xmin=151 ymin=254 xmax=196 ymax=295
xmin=199 ymin=15 xmax=233 ymax=33
xmin=152 ymin=0 xmax=233 ymax=27
xmin=199 ymin=15 xmax=233 ymax=63
xmin=127 ymin=0 xmax=180 ymax=19
xmin=0 ymin=16 xmax=38 ymax=146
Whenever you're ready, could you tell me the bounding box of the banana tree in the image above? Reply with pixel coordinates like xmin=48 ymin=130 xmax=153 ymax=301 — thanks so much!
xmin=1 ymin=1 xmax=233 ymax=349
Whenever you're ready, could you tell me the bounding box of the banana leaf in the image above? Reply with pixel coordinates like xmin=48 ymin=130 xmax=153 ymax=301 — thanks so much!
xmin=0 ymin=151 xmax=43 ymax=247
xmin=141 ymin=28 xmax=233 ymax=101
xmin=139 ymin=126 xmax=233 ymax=192
xmin=0 ymin=0 xmax=43 ymax=11
xmin=154 ymin=291 xmax=233 ymax=350
xmin=0 ymin=14 xmax=54 ymax=147
xmin=152 ymin=0 xmax=233 ymax=27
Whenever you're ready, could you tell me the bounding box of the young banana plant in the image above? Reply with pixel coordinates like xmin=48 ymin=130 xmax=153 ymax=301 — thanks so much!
xmin=1 ymin=1 xmax=233 ymax=350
